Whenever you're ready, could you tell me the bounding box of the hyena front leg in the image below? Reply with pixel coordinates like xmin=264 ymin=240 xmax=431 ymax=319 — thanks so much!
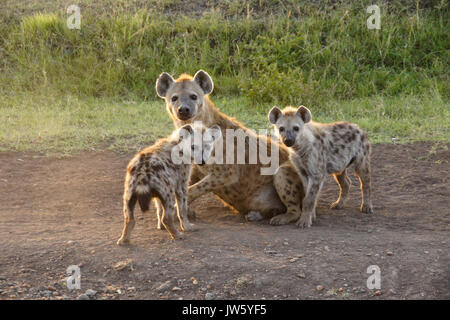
xmin=296 ymin=177 xmax=324 ymax=228
xmin=117 ymin=191 xmax=137 ymax=245
xmin=188 ymin=171 xmax=239 ymax=203
xmin=330 ymin=168 xmax=351 ymax=210
xmin=176 ymin=186 xmax=197 ymax=232
xmin=355 ymin=158 xmax=374 ymax=214
xmin=270 ymin=164 xmax=303 ymax=226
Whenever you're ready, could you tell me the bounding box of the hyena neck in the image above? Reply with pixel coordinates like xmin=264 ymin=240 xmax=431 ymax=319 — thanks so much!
xmin=292 ymin=125 xmax=314 ymax=159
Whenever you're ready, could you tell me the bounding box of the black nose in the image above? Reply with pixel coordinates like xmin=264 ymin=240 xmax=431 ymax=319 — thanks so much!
xmin=284 ymin=139 xmax=294 ymax=147
xmin=200 ymin=159 xmax=206 ymax=165
xmin=179 ymin=107 xmax=190 ymax=115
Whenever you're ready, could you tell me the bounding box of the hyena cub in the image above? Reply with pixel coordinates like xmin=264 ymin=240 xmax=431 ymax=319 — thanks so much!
xmin=117 ymin=123 xmax=221 ymax=244
xmin=269 ymin=106 xmax=374 ymax=228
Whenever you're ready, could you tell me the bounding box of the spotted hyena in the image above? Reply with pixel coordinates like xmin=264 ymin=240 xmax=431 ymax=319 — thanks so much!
xmin=117 ymin=123 xmax=222 ymax=244
xmin=268 ymin=105 xmax=374 ymax=228
xmin=155 ymin=70 xmax=304 ymax=225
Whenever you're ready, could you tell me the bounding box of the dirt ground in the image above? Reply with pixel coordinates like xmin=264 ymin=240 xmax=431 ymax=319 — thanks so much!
xmin=0 ymin=142 xmax=448 ymax=300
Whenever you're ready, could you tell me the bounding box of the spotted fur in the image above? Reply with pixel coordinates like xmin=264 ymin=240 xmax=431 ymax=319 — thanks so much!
xmin=117 ymin=124 xmax=221 ymax=243
xmin=269 ymin=105 xmax=374 ymax=228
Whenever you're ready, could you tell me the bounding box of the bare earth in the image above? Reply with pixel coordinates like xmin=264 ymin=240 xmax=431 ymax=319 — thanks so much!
xmin=0 ymin=142 xmax=449 ymax=300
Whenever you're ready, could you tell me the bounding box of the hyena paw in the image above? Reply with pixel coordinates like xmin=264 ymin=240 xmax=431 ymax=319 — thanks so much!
xmin=247 ymin=211 xmax=263 ymax=222
xmin=269 ymin=213 xmax=297 ymax=226
xmin=116 ymin=237 xmax=130 ymax=246
xmin=330 ymin=200 xmax=344 ymax=210
xmin=187 ymin=209 xmax=197 ymax=220
xmin=295 ymin=214 xmax=312 ymax=228
xmin=361 ymin=204 xmax=374 ymax=214
xmin=171 ymin=231 xmax=185 ymax=240
xmin=182 ymin=222 xmax=197 ymax=232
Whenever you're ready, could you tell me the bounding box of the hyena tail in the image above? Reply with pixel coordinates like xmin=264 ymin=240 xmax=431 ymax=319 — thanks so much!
xmin=137 ymin=193 xmax=151 ymax=212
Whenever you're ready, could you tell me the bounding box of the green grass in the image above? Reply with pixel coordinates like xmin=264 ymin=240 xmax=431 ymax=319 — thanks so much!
xmin=0 ymin=0 xmax=448 ymax=153
xmin=1 ymin=91 xmax=448 ymax=154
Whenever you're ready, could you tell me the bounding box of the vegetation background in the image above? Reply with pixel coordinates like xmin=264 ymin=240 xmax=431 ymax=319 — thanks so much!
xmin=0 ymin=0 xmax=448 ymax=153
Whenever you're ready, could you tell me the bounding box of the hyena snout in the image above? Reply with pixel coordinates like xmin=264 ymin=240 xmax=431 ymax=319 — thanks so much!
xmin=278 ymin=129 xmax=297 ymax=147
xmin=283 ymin=137 xmax=295 ymax=147
xmin=177 ymin=105 xmax=193 ymax=120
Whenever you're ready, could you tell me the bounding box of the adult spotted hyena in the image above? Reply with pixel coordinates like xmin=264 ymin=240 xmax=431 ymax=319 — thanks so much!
xmin=117 ymin=123 xmax=222 ymax=243
xmin=155 ymin=70 xmax=303 ymax=224
xmin=268 ymin=105 xmax=374 ymax=228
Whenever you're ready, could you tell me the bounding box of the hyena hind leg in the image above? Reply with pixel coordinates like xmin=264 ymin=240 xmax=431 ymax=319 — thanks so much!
xmin=153 ymin=198 xmax=166 ymax=230
xmin=160 ymin=195 xmax=184 ymax=240
xmin=354 ymin=159 xmax=374 ymax=214
xmin=330 ymin=169 xmax=351 ymax=210
xmin=117 ymin=192 xmax=137 ymax=245
xmin=270 ymin=164 xmax=303 ymax=226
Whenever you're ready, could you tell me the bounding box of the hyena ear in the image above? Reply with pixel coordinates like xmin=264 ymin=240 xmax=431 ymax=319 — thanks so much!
xmin=156 ymin=72 xmax=175 ymax=98
xmin=177 ymin=124 xmax=194 ymax=140
xmin=208 ymin=125 xmax=222 ymax=142
xmin=268 ymin=106 xmax=282 ymax=124
xmin=297 ymin=105 xmax=312 ymax=124
xmin=193 ymin=70 xmax=214 ymax=95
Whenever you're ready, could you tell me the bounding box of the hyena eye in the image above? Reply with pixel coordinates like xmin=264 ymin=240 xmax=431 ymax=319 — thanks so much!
xmin=171 ymin=96 xmax=178 ymax=102
xmin=293 ymin=126 xmax=299 ymax=132
xmin=190 ymin=94 xmax=197 ymax=100
xmin=191 ymin=145 xmax=196 ymax=151
xmin=279 ymin=127 xmax=285 ymax=132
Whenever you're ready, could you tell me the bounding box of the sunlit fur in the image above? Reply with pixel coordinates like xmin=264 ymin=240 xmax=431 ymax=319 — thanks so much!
xmin=117 ymin=124 xmax=221 ymax=243
xmin=156 ymin=70 xmax=305 ymax=224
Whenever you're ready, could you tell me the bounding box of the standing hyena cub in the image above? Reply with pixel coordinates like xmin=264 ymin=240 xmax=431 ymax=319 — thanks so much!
xmin=117 ymin=123 xmax=221 ymax=244
xmin=268 ymin=106 xmax=374 ymax=228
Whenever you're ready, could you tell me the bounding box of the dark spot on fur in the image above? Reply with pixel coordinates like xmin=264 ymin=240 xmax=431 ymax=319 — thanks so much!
xmin=151 ymin=163 xmax=165 ymax=172
xmin=300 ymin=168 xmax=307 ymax=177
xmin=361 ymin=132 xmax=368 ymax=141
xmin=313 ymin=132 xmax=321 ymax=141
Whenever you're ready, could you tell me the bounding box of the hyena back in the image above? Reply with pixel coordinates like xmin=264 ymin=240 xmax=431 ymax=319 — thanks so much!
xmin=269 ymin=106 xmax=374 ymax=228
xmin=117 ymin=123 xmax=221 ymax=243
